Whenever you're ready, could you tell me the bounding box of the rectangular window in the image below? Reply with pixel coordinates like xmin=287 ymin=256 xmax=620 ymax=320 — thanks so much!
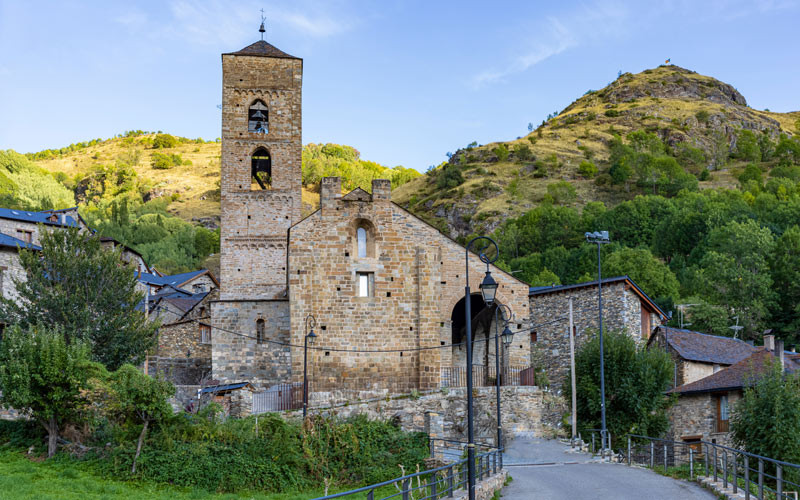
xmin=530 ymin=331 xmax=538 ymax=343
xmin=716 ymin=394 xmax=729 ymax=432
xmin=199 ymin=324 xmax=211 ymax=344
xmin=16 ymin=229 xmax=32 ymax=244
xmin=357 ymin=272 xmax=373 ymax=297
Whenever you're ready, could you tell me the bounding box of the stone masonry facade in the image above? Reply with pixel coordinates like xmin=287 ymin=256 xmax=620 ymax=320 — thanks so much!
xmin=288 ymin=178 xmax=530 ymax=393
xmin=667 ymin=391 xmax=739 ymax=447
xmin=530 ymin=280 xmax=663 ymax=389
xmin=210 ymin=40 xmax=531 ymax=392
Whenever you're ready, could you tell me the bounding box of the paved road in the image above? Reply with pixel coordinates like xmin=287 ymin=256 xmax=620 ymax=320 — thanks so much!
xmin=500 ymin=437 xmax=716 ymax=500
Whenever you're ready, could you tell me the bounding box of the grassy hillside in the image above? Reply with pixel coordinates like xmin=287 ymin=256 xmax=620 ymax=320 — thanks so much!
xmin=393 ymin=65 xmax=800 ymax=238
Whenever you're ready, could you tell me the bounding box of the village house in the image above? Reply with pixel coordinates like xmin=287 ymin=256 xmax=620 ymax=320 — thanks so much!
xmin=647 ymin=325 xmax=758 ymax=388
xmin=529 ymin=276 xmax=668 ymax=389
xmin=665 ymin=335 xmax=800 ymax=447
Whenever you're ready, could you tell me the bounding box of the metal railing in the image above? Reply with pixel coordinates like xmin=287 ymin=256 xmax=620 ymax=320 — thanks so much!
xmin=627 ymin=434 xmax=800 ymax=499
xmin=312 ymin=445 xmax=503 ymax=500
xmin=583 ymin=428 xmax=613 ymax=457
xmin=440 ymin=365 xmax=536 ymax=388
xmin=252 ymin=383 xmax=304 ymax=413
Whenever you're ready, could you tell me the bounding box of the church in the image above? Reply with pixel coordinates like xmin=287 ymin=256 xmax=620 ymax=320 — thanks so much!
xmin=207 ymin=36 xmax=531 ymax=397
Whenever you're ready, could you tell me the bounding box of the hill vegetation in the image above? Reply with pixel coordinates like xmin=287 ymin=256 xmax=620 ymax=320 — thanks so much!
xmin=17 ymin=133 xmax=417 ymax=274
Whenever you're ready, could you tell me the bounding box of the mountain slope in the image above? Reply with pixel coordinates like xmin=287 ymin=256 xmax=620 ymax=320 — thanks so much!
xmin=393 ymin=65 xmax=800 ymax=239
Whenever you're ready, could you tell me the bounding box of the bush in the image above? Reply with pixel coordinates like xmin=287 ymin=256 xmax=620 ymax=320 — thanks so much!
xmin=151 ymin=153 xmax=186 ymax=170
xmin=604 ymin=109 xmax=620 ymax=118
xmin=151 ymin=134 xmax=178 ymax=149
xmin=436 ymin=164 xmax=464 ymax=190
xmin=512 ymin=143 xmax=532 ymax=161
xmin=493 ymin=144 xmax=510 ymax=162
xmin=546 ymin=181 xmax=577 ymax=205
xmin=695 ymin=110 xmax=710 ymax=123
xmin=698 ymin=169 xmax=711 ymax=181
xmin=738 ymin=163 xmax=763 ymax=187
xmin=578 ymin=161 xmax=598 ymax=179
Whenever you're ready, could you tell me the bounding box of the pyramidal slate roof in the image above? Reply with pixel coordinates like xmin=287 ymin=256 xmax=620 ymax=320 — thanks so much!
xmin=224 ymin=40 xmax=300 ymax=59
xmin=651 ymin=326 xmax=758 ymax=365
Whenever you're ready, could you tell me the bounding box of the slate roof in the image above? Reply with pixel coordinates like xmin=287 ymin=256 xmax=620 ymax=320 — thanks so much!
xmin=199 ymin=382 xmax=253 ymax=394
xmin=137 ymin=269 xmax=211 ymax=288
xmin=529 ymin=275 xmax=668 ymax=319
xmin=0 ymin=207 xmax=80 ymax=227
xmin=0 ymin=233 xmax=41 ymax=250
xmin=223 ymin=40 xmax=300 ymax=59
xmin=651 ymin=326 xmax=758 ymax=365
xmin=668 ymin=349 xmax=800 ymax=395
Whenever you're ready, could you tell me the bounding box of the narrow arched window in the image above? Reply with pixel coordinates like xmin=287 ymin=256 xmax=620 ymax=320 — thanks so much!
xmin=357 ymin=227 xmax=367 ymax=258
xmin=248 ymin=100 xmax=269 ymax=134
xmin=256 ymin=319 xmax=265 ymax=344
xmin=251 ymin=147 xmax=272 ymax=190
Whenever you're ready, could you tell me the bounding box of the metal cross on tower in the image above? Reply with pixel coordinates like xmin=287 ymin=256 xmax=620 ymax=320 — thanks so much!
xmin=259 ymin=9 xmax=266 ymax=40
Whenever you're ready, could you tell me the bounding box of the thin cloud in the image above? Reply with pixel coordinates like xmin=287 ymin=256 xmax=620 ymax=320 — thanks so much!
xmin=470 ymin=3 xmax=629 ymax=89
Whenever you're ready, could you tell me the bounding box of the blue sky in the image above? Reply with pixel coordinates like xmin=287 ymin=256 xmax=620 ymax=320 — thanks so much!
xmin=1 ymin=0 xmax=799 ymax=172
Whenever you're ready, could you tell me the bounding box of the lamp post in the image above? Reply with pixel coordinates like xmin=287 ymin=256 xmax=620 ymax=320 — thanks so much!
xmin=465 ymin=236 xmax=499 ymax=500
xmin=585 ymin=230 xmax=610 ymax=455
xmin=303 ymin=314 xmax=317 ymax=418
xmin=494 ymin=303 xmax=514 ymax=468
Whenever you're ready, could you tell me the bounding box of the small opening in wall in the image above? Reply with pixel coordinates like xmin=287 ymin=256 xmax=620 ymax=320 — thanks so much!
xmin=336 ymin=286 xmax=341 ymax=291
xmin=440 ymin=341 xmax=445 ymax=346
xmin=239 ymin=79 xmax=243 ymax=82
xmin=321 ymin=325 xmax=327 ymax=330
xmin=511 ymin=290 xmax=514 ymax=294
xmin=285 ymin=216 xmax=289 ymax=219
xmin=440 ymin=322 xmax=444 ymax=327
xmin=325 ymin=351 xmax=330 ymax=356
xmin=440 ymin=281 xmax=447 ymax=285
xmin=236 ymin=104 xmax=239 ymax=107
xmin=282 ymin=267 xmax=285 ymax=270
xmin=517 ymin=324 xmax=522 ymax=329
xmin=531 ymin=331 xmax=538 ymax=343
xmin=400 ymin=352 xmax=403 ymax=357
xmin=456 ymin=274 xmax=459 ymax=278
xmin=237 ymin=268 xmax=241 ymax=272
xmin=247 ymin=215 xmax=251 ymax=219
xmin=390 ymin=276 xmax=394 ymax=282
xmin=386 ymin=292 xmax=391 ymax=297
xmin=409 ymin=326 xmax=413 ymax=331
xmin=345 ymin=251 xmax=349 ymax=257
xmin=239 ymin=185 xmax=243 ymax=189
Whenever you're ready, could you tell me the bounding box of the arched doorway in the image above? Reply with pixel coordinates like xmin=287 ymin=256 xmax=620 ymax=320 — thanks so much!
xmin=449 ymin=294 xmax=504 ymax=386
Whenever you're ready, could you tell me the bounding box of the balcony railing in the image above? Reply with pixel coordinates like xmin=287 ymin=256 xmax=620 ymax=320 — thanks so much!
xmin=440 ymin=365 xmax=536 ymax=388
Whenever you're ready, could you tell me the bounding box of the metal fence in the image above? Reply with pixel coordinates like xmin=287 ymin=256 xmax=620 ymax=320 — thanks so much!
xmin=440 ymin=365 xmax=535 ymax=388
xmin=252 ymin=383 xmax=305 ymax=414
xmin=627 ymin=434 xmax=800 ymax=499
xmin=311 ymin=445 xmax=503 ymax=500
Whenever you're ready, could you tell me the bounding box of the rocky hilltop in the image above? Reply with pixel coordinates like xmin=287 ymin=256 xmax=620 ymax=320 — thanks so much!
xmin=392 ymin=65 xmax=799 ymax=239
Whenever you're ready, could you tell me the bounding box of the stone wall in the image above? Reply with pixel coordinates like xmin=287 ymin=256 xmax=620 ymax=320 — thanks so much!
xmin=146 ymin=357 xmax=211 ymax=385
xmin=530 ymin=281 xmax=654 ymax=389
xmin=211 ymin=298 xmax=291 ymax=388
xmin=0 ymin=247 xmax=25 ymax=304
xmin=292 ymin=387 xmax=564 ymax=444
xmin=288 ymin=178 xmax=530 ymax=394
xmin=667 ymin=391 xmax=740 ymax=447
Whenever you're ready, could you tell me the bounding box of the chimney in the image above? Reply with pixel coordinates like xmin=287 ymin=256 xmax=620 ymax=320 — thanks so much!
xmin=320 ymin=177 xmax=342 ymax=214
xmin=60 ymin=213 xmax=66 ymax=225
xmin=777 ymin=339 xmax=785 ymax=368
xmin=764 ymin=334 xmax=775 ymax=352
xmin=371 ymin=179 xmax=391 ymax=204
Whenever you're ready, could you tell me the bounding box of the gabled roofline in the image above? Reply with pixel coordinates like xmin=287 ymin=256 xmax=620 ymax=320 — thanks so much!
xmin=530 ymin=276 xmax=668 ymax=319
xmin=288 ymin=187 xmax=530 ymax=288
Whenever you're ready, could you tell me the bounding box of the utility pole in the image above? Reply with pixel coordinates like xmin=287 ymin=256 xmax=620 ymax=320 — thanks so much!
xmin=569 ymin=297 xmax=577 ymax=446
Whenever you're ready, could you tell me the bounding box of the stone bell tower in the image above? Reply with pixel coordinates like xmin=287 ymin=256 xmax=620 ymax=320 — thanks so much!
xmin=219 ymin=39 xmax=302 ymax=300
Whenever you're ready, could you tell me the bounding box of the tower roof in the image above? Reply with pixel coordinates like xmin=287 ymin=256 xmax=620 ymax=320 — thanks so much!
xmin=224 ymin=40 xmax=300 ymax=59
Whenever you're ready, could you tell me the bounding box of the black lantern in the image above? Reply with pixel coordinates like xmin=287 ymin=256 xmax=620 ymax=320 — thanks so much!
xmin=480 ymin=269 xmax=498 ymax=306
xmin=306 ymin=327 xmax=317 ymax=346
xmin=502 ymin=324 xmax=514 ymax=346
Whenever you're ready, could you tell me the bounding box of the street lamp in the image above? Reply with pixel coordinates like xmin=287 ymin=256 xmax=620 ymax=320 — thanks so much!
xmin=303 ymin=314 xmax=317 ymax=418
xmin=464 ymin=236 xmax=499 ymax=500
xmin=585 ymin=230 xmax=610 ymax=456
xmin=494 ymin=303 xmax=513 ymax=468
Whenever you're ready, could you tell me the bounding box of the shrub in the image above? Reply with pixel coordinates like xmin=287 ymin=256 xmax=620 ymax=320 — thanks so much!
xmin=604 ymin=109 xmax=620 ymax=118
xmin=512 ymin=143 xmax=532 ymax=161
xmin=738 ymin=163 xmax=763 ymax=186
xmin=578 ymin=161 xmax=598 ymax=179
xmin=546 ymin=181 xmax=577 ymax=204
xmin=436 ymin=164 xmax=464 ymax=190
xmin=151 ymin=152 xmax=186 ymax=169
xmin=151 ymin=134 xmax=178 ymax=149
xmin=695 ymin=110 xmax=710 ymax=123
xmin=493 ymin=144 xmax=510 ymax=162
xmin=698 ymin=169 xmax=711 ymax=181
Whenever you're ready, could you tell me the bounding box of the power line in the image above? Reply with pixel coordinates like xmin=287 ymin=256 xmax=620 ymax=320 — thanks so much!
xmin=160 ymin=303 xmax=604 ymax=354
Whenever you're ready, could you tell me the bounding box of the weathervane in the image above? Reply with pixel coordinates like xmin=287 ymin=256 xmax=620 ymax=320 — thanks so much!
xmin=259 ymin=9 xmax=266 ymax=40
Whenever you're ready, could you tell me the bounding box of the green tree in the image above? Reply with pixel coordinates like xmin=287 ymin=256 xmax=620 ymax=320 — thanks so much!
xmin=696 ymin=220 xmax=776 ymax=339
xmin=0 ymin=324 xmax=92 ymax=457
xmin=566 ymin=330 xmax=674 ymax=445
xmin=776 ymin=134 xmax=800 ymax=166
xmin=734 ymin=130 xmax=761 ymax=162
xmin=603 ymin=247 xmax=680 ymax=302
xmin=110 ymin=364 xmax=174 ymax=474
xmin=0 ymin=227 xmax=157 ymax=369
xmin=738 ymin=163 xmax=763 ymax=187
xmin=731 ymin=360 xmax=800 ymax=478
xmin=770 ymin=225 xmax=800 ymax=340
xmin=151 ymin=134 xmax=178 ymax=149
